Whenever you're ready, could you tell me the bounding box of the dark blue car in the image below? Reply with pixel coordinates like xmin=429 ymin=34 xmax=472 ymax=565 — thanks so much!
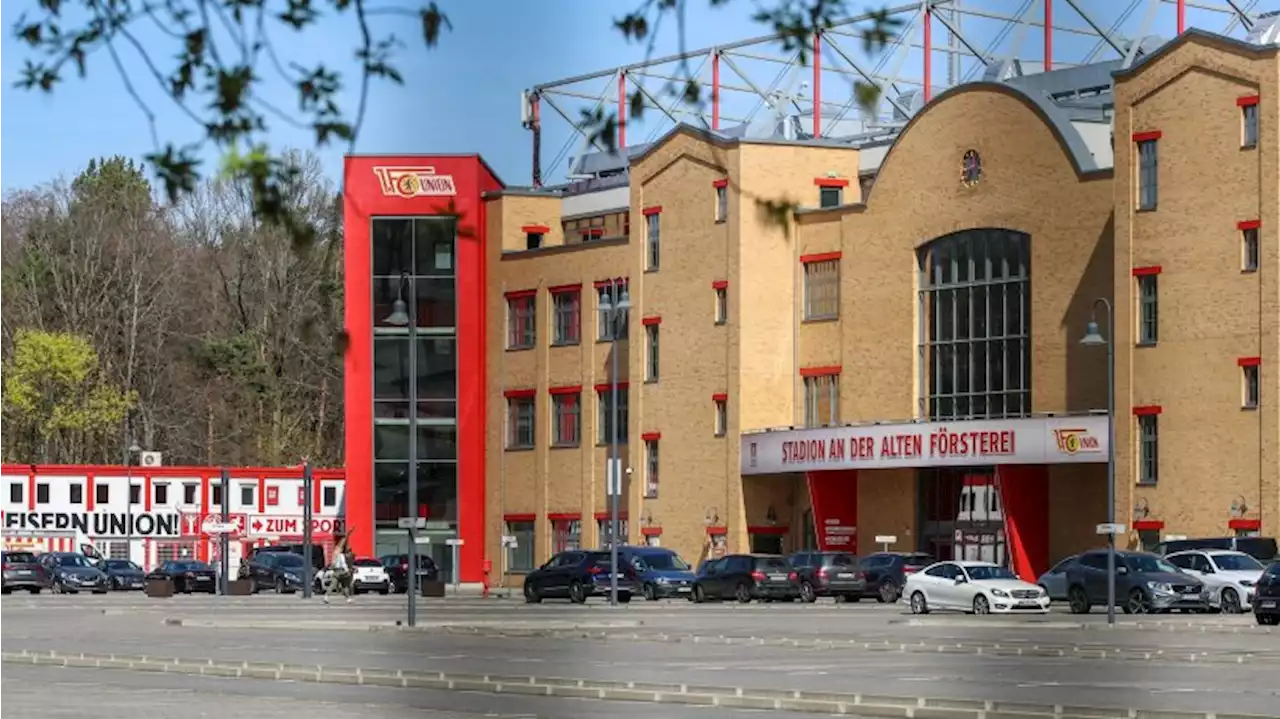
xmin=617 ymin=546 xmax=697 ymax=600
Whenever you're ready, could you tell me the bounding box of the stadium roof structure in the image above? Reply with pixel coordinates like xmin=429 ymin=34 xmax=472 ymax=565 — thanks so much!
xmin=519 ymin=0 xmax=1273 ymax=187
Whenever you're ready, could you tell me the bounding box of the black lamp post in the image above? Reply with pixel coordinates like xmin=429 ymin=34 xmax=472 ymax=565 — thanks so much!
xmin=385 ymin=271 xmax=420 ymax=627
xmin=597 ymin=278 xmax=631 ymax=607
xmin=1080 ymin=297 xmax=1116 ymax=627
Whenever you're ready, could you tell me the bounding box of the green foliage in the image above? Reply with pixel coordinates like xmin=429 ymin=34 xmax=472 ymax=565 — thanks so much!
xmin=2 ymin=329 xmax=136 ymax=448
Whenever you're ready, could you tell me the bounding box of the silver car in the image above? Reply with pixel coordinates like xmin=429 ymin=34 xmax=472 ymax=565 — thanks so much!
xmin=1035 ymin=555 xmax=1078 ymax=601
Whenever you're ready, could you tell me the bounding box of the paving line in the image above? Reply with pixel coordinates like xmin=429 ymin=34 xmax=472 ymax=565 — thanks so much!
xmin=2 ymin=649 xmax=1273 ymax=719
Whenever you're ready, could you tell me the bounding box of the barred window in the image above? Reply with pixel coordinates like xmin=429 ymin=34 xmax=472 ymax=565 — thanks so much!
xmin=919 ymin=228 xmax=1030 ymax=420
xmin=645 ymin=324 xmax=659 ymax=381
xmin=803 ymin=260 xmax=840 ymax=320
xmin=597 ymin=517 xmax=629 ymax=548
xmin=644 ymin=439 xmax=659 ymax=498
xmin=1138 ymin=415 xmax=1158 ymax=485
xmin=1243 ymin=364 xmax=1260 ymax=409
xmin=597 ymin=386 xmax=629 ymax=445
xmin=1137 ymin=139 xmax=1158 ymax=211
xmin=1242 ymin=103 xmax=1258 ymax=149
xmin=507 ymin=397 xmax=535 ymax=448
xmin=507 ymin=294 xmax=535 ymax=349
xmin=1243 ymin=228 xmax=1259 ymax=273
xmin=804 ymin=375 xmax=839 ymax=427
xmin=646 ymin=213 xmax=661 ymax=270
xmin=552 ymin=289 xmax=581 ymax=345
xmin=1138 ymin=275 xmax=1158 ymax=345
xmin=597 ymin=286 xmax=629 ymax=340
xmin=552 ymin=393 xmax=580 ymax=447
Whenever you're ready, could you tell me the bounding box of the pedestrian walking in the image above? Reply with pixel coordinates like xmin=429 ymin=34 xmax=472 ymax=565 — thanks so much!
xmin=323 ymin=530 xmax=356 ymax=604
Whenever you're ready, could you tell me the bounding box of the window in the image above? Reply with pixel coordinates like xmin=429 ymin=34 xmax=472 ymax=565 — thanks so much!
xmin=562 ymin=211 xmax=629 ymax=244
xmin=714 ymin=397 xmax=728 ymax=437
xmin=9 ymin=483 xmax=22 ymax=503
xmin=598 ymin=517 xmax=629 ymax=547
xmin=552 ymin=392 xmax=581 ymax=447
xmin=553 ymin=521 xmax=582 ymax=553
xmin=596 ymin=286 xmax=629 ymax=340
xmin=507 ymin=396 xmax=535 ymax=449
xmin=1242 ymin=102 xmax=1258 ymax=149
xmin=525 ymin=231 xmax=543 ymax=250
xmin=597 ymin=386 xmax=629 ymax=445
xmin=819 ymin=186 xmax=842 ymax=208
xmin=645 ymin=324 xmax=659 ymax=381
xmin=506 ymin=521 xmax=535 ymax=571
xmin=240 ymin=485 xmax=255 ymax=507
xmin=714 ymin=286 xmax=728 ymax=325
xmin=646 ymin=212 xmax=661 ymax=270
xmin=1138 ymin=414 xmax=1158 ymax=485
xmin=323 ymin=486 xmax=338 ymax=508
xmin=803 ymin=259 xmax=840 ymax=320
xmin=70 ymin=484 xmax=83 ymax=505
xmin=36 ymin=483 xmax=49 ymax=504
xmin=129 ymin=484 xmax=141 ymax=505
xmin=552 ymin=289 xmax=581 ymax=345
xmin=95 ymin=483 xmax=109 ymax=504
xmin=1243 ymin=227 xmax=1259 ymax=272
xmin=804 ymin=374 xmax=839 ymax=427
xmin=154 ymin=483 xmax=168 ymax=505
xmin=211 ymin=485 xmax=223 ymax=506
xmin=715 ymin=184 xmax=728 ymax=222
xmin=183 ymin=483 xmax=198 ymax=504
xmin=644 ymin=439 xmax=659 ymax=498
xmin=1138 ymin=274 xmax=1158 ymax=345
xmin=1243 ymin=364 xmax=1260 ymax=409
xmin=919 ymin=228 xmax=1031 ymax=420
xmin=1137 ymin=139 xmax=1158 ymax=210
xmin=506 ymin=294 xmax=535 ymax=349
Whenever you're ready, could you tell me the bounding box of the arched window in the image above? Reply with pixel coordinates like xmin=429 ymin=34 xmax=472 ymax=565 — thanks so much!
xmin=918 ymin=229 xmax=1030 ymax=420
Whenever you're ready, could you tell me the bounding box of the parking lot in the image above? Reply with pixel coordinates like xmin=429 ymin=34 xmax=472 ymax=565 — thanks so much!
xmin=4 ymin=591 xmax=1278 ymax=718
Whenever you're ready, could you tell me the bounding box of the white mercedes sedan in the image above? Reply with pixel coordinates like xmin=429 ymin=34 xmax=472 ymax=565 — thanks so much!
xmin=905 ymin=560 xmax=1050 ymax=615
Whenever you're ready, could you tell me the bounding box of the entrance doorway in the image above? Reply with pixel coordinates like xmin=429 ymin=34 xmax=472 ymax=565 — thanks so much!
xmin=750 ymin=533 xmax=784 ymax=554
xmin=918 ymin=468 xmax=1006 ymax=566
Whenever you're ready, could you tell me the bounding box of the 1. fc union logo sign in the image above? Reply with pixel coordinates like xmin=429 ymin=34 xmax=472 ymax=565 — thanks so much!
xmin=373 ymin=166 xmax=457 ymax=198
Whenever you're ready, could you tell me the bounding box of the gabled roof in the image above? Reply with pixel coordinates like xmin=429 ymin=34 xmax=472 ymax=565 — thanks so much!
xmin=1113 ymin=27 xmax=1279 ymax=80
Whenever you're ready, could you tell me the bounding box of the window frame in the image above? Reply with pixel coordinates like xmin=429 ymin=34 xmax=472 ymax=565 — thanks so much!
xmin=551 ymin=288 xmax=581 ymax=346
xmin=803 ymin=374 xmax=840 ymax=427
xmin=551 ymin=392 xmax=581 ymax=447
xmin=506 ymin=396 xmax=536 ymax=449
xmin=818 ymin=186 xmax=842 ymax=208
xmin=1243 ymin=364 xmax=1260 ymax=410
xmin=506 ymin=293 xmax=536 ymax=349
xmin=596 ymin=386 xmax=629 ymax=446
xmin=714 ymin=398 xmax=728 ymax=437
xmin=505 ymin=520 xmax=536 ymax=571
xmin=525 ymin=232 xmax=544 ymax=250
xmin=644 ymin=439 xmax=659 ymax=498
xmin=803 ymin=259 xmax=840 ymax=321
xmin=36 ymin=482 xmax=50 ymax=505
xmin=596 ymin=286 xmax=629 ymax=341
xmin=714 ymin=286 xmax=728 ymax=325
xmin=95 ymin=483 xmax=109 ymax=505
xmin=1137 ymin=414 xmax=1159 ymax=485
xmin=70 ymin=483 xmax=83 ymax=505
xmin=645 ymin=323 xmax=659 ymax=382
xmin=1137 ymin=274 xmax=1159 ymax=346
xmin=154 ymin=482 xmax=168 ymax=505
xmin=240 ymin=485 xmax=255 ymax=507
xmin=715 ymin=185 xmax=728 ymax=222
xmin=1137 ymin=138 xmax=1159 ymax=211
xmin=1242 ymin=102 xmax=1258 ymax=150
xmin=1242 ymin=227 xmax=1259 ymax=273
xmin=646 ymin=212 xmax=661 ymax=271
xmin=9 ymin=483 xmax=23 ymax=504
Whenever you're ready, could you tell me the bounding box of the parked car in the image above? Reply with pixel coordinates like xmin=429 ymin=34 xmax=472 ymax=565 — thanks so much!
xmin=146 ymin=560 xmax=219 ymax=593
xmin=691 ymin=554 xmax=798 ymax=603
xmin=1252 ymin=561 xmax=1280 ymax=626
xmin=858 ymin=552 xmax=934 ymax=603
xmin=40 ymin=552 xmax=109 ymax=594
xmin=789 ymin=551 xmax=866 ymax=603
xmin=1151 ymin=537 xmax=1278 ymax=564
xmin=1035 ymin=555 xmax=1079 ymax=601
xmin=616 ymin=546 xmax=696 ymax=600
xmin=380 ymin=553 xmax=441 ymax=593
xmin=251 ymin=543 xmax=327 ymax=573
xmin=522 ymin=550 xmax=638 ymax=604
xmin=1064 ymin=549 xmax=1207 ymax=614
xmin=1 ymin=550 xmax=51 ymax=594
xmin=314 ymin=557 xmax=391 ymax=594
xmin=99 ymin=559 xmax=147 ymax=591
xmin=244 ymin=551 xmax=307 ymax=593
xmin=906 ymin=560 xmax=1050 ymax=615
xmin=1166 ymin=550 xmax=1265 ymax=614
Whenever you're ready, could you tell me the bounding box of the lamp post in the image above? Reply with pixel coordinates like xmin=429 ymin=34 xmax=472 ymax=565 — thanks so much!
xmin=385 ymin=271 xmax=419 ymax=627
xmin=1079 ymin=297 xmax=1116 ymax=627
xmin=124 ymin=438 xmax=141 ymax=562
xmin=597 ymin=278 xmax=631 ymax=607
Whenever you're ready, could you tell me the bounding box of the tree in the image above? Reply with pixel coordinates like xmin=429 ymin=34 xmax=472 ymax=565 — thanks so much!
xmin=11 ymin=1 xmax=895 ymax=247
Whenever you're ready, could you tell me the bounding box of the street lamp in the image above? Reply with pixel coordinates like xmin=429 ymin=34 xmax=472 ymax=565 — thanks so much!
xmin=1079 ymin=297 xmax=1116 ymax=626
xmin=124 ymin=439 xmax=142 ymax=562
xmin=597 ymin=278 xmax=631 ymax=607
xmin=385 ymin=271 xmax=420 ymax=627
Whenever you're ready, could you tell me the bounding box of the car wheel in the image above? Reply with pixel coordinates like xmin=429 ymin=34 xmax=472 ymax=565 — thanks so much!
xmin=28 ymin=588 xmax=41 ymax=594
xmin=910 ymin=591 xmax=929 ymax=615
xmin=379 ymin=586 xmax=390 ymax=595
xmin=693 ymin=584 xmax=707 ymax=603
xmin=568 ymin=581 xmax=587 ymax=604
xmin=1220 ymin=588 xmax=1242 ymax=614
xmin=973 ymin=595 xmax=991 ymax=615
xmin=524 ymin=583 xmax=541 ymax=604
xmin=643 ymin=583 xmax=657 ymax=601
xmin=799 ymin=581 xmax=817 ymax=603
xmin=1127 ymin=589 xmax=1150 ymax=615
xmin=0 ymin=588 xmax=10 ymax=595
xmin=275 ymin=578 xmax=286 ymax=594
xmin=735 ymin=583 xmax=752 ymax=604
xmin=878 ymin=581 xmax=898 ymax=604
xmin=1257 ymin=613 xmax=1279 ymax=626
xmin=1068 ymin=586 xmax=1091 ymax=615
xmin=618 ymin=592 xmax=632 ymax=604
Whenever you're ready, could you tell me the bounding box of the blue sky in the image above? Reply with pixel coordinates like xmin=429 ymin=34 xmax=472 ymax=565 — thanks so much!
xmin=1 ymin=1 xmax=1250 ymax=193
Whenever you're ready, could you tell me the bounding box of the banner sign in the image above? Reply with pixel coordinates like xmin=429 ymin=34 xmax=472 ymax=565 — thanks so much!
xmin=742 ymin=415 xmax=1107 ymax=475
xmin=3 ymin=512 xmax=181 ymax=537
xmin=806 ymin=470 xmax=858 ymax=552
xmin=247 ymin=515 xmax=344 ymax=538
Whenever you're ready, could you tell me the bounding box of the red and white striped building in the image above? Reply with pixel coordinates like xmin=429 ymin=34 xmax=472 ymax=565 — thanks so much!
xmin=1 ymin=464 xmax=345 ymax=571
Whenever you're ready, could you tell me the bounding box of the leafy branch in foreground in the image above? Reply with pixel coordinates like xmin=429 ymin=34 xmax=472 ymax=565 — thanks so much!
xmin=12 ymin=0 xmax=451 ymax=252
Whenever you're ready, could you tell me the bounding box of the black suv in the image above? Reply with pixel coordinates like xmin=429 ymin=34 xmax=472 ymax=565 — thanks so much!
xmin=692 ymin=554 xmax=798 ymax=603
xmin=1064 ymin=549 xmax=1207 ymax=614
xmin=1253 ymin=561 xmax=1280 ymax=626
xmin=522 ymin=550 xmax=638 ymax=604
xmin=789 ymin=551 xmax=865 ymax=602
xmin=859 ymin=552 xmax=934 ymax=603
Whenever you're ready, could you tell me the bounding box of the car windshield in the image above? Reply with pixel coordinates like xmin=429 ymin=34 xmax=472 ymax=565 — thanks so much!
xmin=1213 ymin=554 xmax=1264 ymax=571
xmin=354 ymin=558 xmax=382 ymax=567
xmin=104 ymin=560 xmax=141 ymax=571
xmin=169 ymin=561 xmax=211 ymax=571
xmin=57 ymin=555 xmax=93 ymax=567
xmin=965 ymin=565 xmax=1017 ymax=581
xmin=1125 ymin=555 xmax=1179 ymax=573
xmin=636 ymin=553 xmax=690 ymax=571
xmin=275 ymin=554 xmax=305 ymax=568
xmin=4 ymin=552 xmax=37 ymax=563
xmin=905 ymin=554 xmax=934 ymax=567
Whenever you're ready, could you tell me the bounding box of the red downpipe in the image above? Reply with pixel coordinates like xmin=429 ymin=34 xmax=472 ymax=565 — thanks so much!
xmin=1176 ymin=0 xmax=1185 ymax=34
xmin=1044 ymin=0 xmax=1053 ymax=72
xmin=711 ymin=52 xmax=721 ymax=131
xmin=618 ymin=72 xmax=627 ymax=149
xmin=813 ymin=32 xmax=822 ymax=137
xmin=923 ymin=8 xmax=932 ymax=102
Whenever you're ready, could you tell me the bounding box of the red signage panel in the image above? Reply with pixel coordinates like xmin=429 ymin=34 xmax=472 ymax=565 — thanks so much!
xmin=806 ymin=469 xmax=859 ymax=552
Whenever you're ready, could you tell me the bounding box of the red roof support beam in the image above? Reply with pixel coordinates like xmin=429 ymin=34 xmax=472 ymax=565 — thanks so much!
xmin=1177 ymin=0 xmax=1186 ymax=34
xmin=1044 ymin=0 xmax=1053 ymax=72
xmin=923 ymin=7 xmax=932 ymax=103
xmin=813 ymin=32 xmax=822 ymax=137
